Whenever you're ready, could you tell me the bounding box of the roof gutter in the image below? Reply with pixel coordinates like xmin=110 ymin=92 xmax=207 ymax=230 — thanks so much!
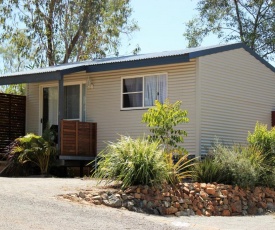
xmin=86 ymin=53 xmax=190 ymax=73
xmin=0 ymin=71 xmax=63 ymax=85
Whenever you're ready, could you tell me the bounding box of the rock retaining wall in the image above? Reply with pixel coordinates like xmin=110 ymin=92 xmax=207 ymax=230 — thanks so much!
xmin=75 ymin=183 xmax=275 ymax=216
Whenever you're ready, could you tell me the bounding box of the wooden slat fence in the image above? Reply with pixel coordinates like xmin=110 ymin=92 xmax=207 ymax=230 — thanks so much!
xmin=60 ymin=120 xmax=97 ymax=157
xmin=0 ymin=93 xmax=26 ymax=155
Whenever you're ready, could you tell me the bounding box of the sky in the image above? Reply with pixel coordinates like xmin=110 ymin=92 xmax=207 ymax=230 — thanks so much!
xmin=118 ymin=0 xmax=275 ymax=67
xmin=1 ymin=0 xmax=274 ymax=70
xmin=1 ymin=0 xmax=211 ymax=74
xmin=118 ymin=0 xmax=218 ymax=56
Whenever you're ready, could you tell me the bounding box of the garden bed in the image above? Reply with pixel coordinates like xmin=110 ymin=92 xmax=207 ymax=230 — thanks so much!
xmin=63 ymin=182 xmax=275 ymax=217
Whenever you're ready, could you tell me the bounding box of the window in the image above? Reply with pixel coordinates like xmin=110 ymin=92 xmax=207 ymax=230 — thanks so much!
xmin=64 ymin=85 xmax=80 ymax=119
xmin=63 ymin=84 xmax=86 ymax=120
xmin=122 ymin=74 xmax=167 ymax=109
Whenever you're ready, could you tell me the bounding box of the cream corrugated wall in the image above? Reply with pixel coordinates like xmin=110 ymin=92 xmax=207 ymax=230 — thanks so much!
xmin=198 ymin=48 xmax=275 ymax=155
xmin=26 ymin=61 xmax=197 ymax=155
xmin=86 ymin=61 xmax=197 ymax=154
xmin=26 ymin=83 xmax=40 ymax=134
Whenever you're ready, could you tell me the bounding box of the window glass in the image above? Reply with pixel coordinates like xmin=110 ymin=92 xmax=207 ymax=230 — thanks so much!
xmin=122 ymin=74 xmax=167 ymax=109
xmin=157 ymin=74 xmax=167 ymax=103
xmin=123 ymin=77 xmax=142 ymax=93
xmin=82 ymin=84 xmax=86 ymax=121
xmin=144 ymin=75 xmax=158 ymax=106
xmin=64 ymin=85 xmax=80 ymax=119
xmin=123 ymin=93 xmax=142 ymax=108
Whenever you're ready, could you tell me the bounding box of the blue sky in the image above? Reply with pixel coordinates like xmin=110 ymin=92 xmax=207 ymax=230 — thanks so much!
xmin=119 ymin=0 xmax=218 ymax=55
xmin=1 ymin=0 xmax=273 ymax=70
xmin=119 ymin=0 xmax=275 ymax=67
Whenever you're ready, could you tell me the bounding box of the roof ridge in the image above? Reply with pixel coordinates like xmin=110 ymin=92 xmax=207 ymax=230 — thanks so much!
xmin=0 ymin=42 xmax=274 ymax=79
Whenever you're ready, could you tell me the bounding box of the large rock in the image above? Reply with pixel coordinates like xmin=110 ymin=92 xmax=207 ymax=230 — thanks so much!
xmin=205 ymin=187 xmax=215 ymax=195
xmin=231 ymin=200 xmax=242 ymax=213
xmin=162 ymin=206 xmax=178 ymax=215
xmin=222 ymin=209 xmax=231 ymax=216
xmin=102 ymin=194 xmax=122 ymax=208
xmin=267 ymin=202 xmax=275 ymax=211
xmin=79 ymin=191 xmax=86 ymax=199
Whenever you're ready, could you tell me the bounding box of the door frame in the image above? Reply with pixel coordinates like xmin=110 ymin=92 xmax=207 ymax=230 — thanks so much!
xmin=39 ymin=80 xmax=86 ymax=135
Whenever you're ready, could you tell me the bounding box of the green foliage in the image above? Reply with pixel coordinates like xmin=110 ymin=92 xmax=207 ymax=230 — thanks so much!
xmin=10 ymin=133 xmax=56 ymax=175
xmin=184 ymin=0 xmax=275 ymax=60
xmin=247 ymin=122 xmax=275 ymax=162
xmin=209 ymin=142 xmax=265 ymax=188
xmin=247 ymin=122 xmax=275 ymax=187
xmin=93 ymin=136 xmax=169 ymax=189
xmin=192 ymin=122 xmax=275 ymax=188
xmin=166 ymin=153 xmax=197 ymax=185
xmin=192 ymin=157 xmax=224 ymax=183
xmin=0 ymin=32 xmax=32 ymax=74
xmin=142 ymin=100 xmax=189 ymax=154
xmin=260 ymin=165 xmax=275 ymax=188
xmin=0 ymin=139 xmax=31 ymax=176
xmin=0 ymin=84 xmax=26 ymax=95
xmin=42 ymin=126 xmax=58 ymax=147
xmin=0 ymin=0 xmax=138 ymax=67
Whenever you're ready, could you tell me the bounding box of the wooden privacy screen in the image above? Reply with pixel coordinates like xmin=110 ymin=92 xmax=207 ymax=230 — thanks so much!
xmin=61 ymin=120 xmax=97 ymax=157
xmin=0 ymin=93 xmax=26 ymax=154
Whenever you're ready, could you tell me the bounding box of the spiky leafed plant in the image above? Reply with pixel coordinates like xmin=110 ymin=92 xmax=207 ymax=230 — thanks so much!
xmin=192 ymin=157 xmax=224 ymax=183
xmin=166 ymin=153 xmax=197 ymax=185
xmin=93 ymin=136 xmax=169 ymax=189
xmin=11 ymin=133 xmax=56 ymax=175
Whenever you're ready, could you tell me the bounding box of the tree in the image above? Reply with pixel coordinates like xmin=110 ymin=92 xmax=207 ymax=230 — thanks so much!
xmin=142 ymin=100 xmax=189 ymax=154
xmin=0 ymin=84 xmax=26 ymax=95
xmin=0 ymin=0 xmax=138 ymax=68
xmin=0 ymin=31 xmax=30 ymax=95
xmin=184 ymin=0 xmax=275 ymax=60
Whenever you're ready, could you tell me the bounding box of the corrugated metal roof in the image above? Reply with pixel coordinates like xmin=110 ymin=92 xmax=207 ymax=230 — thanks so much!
xmin=0 ymin=43 xmax=238 ymax=77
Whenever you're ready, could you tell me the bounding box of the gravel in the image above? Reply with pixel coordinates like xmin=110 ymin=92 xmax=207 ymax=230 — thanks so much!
xmin=0 ymin=177 xmax=274 ymax=230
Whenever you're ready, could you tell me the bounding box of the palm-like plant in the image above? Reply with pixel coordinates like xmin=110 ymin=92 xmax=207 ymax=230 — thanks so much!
xmin=11 ymin=133 xmax=56 ymax=175
xmin=166 ymin=153 xmax=197 ymax=185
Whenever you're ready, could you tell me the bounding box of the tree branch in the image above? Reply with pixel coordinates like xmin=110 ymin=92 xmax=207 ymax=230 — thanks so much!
xmin=62 ymin=29 xmax=82 ymax=63
xmin=62 ymin=3 xmax=90 ymax=63
xmin=45 ymin=0 xmax=55 ymax=66
xmin=233 ymin=0 xmax=245 ymax=43
xmin=237 ymin=0 xmax=256 ymax=20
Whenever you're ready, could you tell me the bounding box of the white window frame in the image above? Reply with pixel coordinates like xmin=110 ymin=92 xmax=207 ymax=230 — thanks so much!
xmin=39 ymin=81 xmax=86 ymax=135
xmin=121 ymin=73 xmax=168 ymax=110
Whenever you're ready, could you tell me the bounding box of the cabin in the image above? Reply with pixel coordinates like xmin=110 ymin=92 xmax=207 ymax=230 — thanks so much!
xmin=0 ymin=43 xmax=275 ymax=168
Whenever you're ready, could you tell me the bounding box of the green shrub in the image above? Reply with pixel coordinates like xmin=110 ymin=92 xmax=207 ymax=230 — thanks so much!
xmin=210 ymin=142 xmax=265 ymax=188
xmin=247 ymin=122 xmax=275 ymax=163
xmin=1 ymin=139 xmax=33 ymax=176
xmin=192 ymin=122 xmax=275 ymax=188
xmin=260 ymin=166 xmax=275 ymax=187
xmin=192 ymin=157 xmax=224 ymax=183
xmin=10 ymin=133 xmax=56 ymax=175
xmin=142 ymin=100 xmax=189 ymax=154
xmin=93 ymin=136 xmax=169 ymax=189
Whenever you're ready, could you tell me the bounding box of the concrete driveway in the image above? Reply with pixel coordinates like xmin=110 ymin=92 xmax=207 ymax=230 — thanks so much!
xmin=0 ymin=177 xmax=274 ymax=230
